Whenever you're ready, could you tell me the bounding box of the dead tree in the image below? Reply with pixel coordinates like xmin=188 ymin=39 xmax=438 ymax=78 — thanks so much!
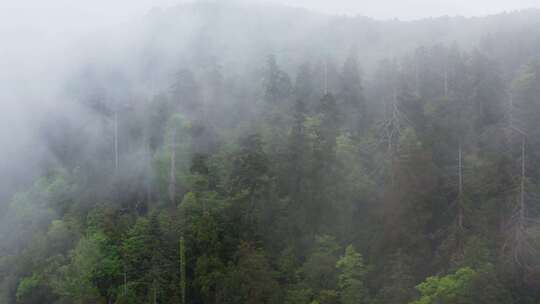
xmin=379 ymin=60 xmax=408 ymax=188
xmin=501 ymin=118 xmax=537 ymax=270
xmin=114 ymin=109 xmax=119 ymax=172
xmin=168 ymin=126 xmax=177 ymax=206
xmin=457 ymin=141 xmax=464 ymax=231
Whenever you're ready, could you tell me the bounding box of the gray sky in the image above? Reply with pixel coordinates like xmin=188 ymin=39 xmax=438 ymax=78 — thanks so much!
xmin=1 ymin=0 xmax=538 ymax=77
xmin=0 ymin=0 xmax=538 ymax=201
xmin=2 ymin=0 xmax=537 ymax=88
xmin=272 ymin=0 xmax=540 ymax=19
xmin=1 ymin=0 xmax=539 ymax=37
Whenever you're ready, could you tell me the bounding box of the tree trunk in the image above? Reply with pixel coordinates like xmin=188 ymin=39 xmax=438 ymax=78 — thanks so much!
xmin=324 ymin=58 xmax=329 ymax=94
xmin=154 ymin=280 xmax=157 ymax=304
xmin=180 ymin=236 xmax=186 ymax=304
xmin=123 ymin=270 xmax=127 ymax=296
xmin=415 ymin=60 xmax=420 ymax=97
xmin=444 ymin=63 xmax=449 ymax=98
xmin=458 ymin=142 xmax=464 ymax=230
xmin=114 ymin=110 xmax=119 ymax=172
xmin=520 ymin=135 xmax=526 ymax=227
xmin=169 ymin=127 xmax=177 ymax=206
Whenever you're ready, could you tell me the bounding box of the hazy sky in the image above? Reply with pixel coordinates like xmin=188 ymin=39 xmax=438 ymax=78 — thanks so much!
xmin=2 ymin=0 xmax=538 ymax=86
xmin=277 ymin=0 xmax=540 ymax=18
xmin=2 ymin=0 xmax=539 ymax=36
xmin=0 ymin=0 xmax=538 ymax=202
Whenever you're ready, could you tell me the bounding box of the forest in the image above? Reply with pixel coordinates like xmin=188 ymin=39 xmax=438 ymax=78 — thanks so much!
xmin=2 ymin=1 xmax=540 ymax=303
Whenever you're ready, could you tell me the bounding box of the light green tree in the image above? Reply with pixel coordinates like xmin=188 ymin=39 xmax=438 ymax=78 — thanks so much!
xmin=336 ymin=245 xmax=368 ymax=304
xmin=410 ymin=267 xmax=477 ymax=304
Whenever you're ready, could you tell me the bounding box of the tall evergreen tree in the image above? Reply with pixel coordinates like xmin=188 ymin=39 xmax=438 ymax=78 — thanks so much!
xmin=340 ymin=52 xmax=367 ymax=135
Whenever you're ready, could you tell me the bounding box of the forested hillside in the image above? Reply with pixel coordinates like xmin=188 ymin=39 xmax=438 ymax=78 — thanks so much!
xmin=2 ymin=2 xmax=540 ymax=303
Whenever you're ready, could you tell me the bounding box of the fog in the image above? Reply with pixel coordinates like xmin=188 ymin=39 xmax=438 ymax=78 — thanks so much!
xmin=3 ymin=0 xmax=540 ymax=28
xmin=2 ymin=1 xmax=540 ymax=303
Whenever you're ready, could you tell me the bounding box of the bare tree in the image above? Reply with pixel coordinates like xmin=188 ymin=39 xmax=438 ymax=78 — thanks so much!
xmin=378 ymin=61 xmax=407 ymax=187
xmin=503 ymin=89 xmax=536 ymax=269
xmin=168 ymin=126 xmax=177 ymax=206
xmin=503 ymin=127 xmax=534 ymax=269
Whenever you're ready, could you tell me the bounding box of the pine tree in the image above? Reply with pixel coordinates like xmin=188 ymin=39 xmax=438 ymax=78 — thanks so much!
xmin=264 ymin=55 xmax=292 ymax=105
xmin=336 ymin=245 xmax=368 ymax=304
xmin=340 ymin=52 xmax=367 ymax=135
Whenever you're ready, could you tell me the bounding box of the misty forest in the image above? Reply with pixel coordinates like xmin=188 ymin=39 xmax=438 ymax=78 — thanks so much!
xmin=3 ymin=1 xmax=540 ymax=303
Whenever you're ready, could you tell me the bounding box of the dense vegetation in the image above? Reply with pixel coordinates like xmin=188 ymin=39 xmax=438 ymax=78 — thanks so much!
xmin=2 ymin=2 xmax=540 ymax=303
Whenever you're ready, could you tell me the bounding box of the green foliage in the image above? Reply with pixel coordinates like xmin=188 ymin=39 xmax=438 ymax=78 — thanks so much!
xmin=53 ymin=232 xmax=121 ymax=303
xmin=3 ymin=20 xmax=540 ymax=304
xmin=410 ymin=267 xmax=477 ymax=304
xmin=16 ymin=275 xmax=40 ymax=301
xmin=375 ymin=250 xmax=416 ymax=304
xmin=285 ymin=286 xmax=313 ymax=304
xmin=113 ymin=282 xmax=139 ymax=304
xmin=301 ymin=235 xmax=341 ymax=293
xmin=336 ymin=245 xmax=368 ymax=304
xmin=222 ymin=242 xmax=280 ymax=304
xmin=316 ymin=289 xmax=339 ymax=304
xmin=194 ymin=253 xmax=225 ymax=303
xmin=229 ymin=134 xmax=270 ymax=196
